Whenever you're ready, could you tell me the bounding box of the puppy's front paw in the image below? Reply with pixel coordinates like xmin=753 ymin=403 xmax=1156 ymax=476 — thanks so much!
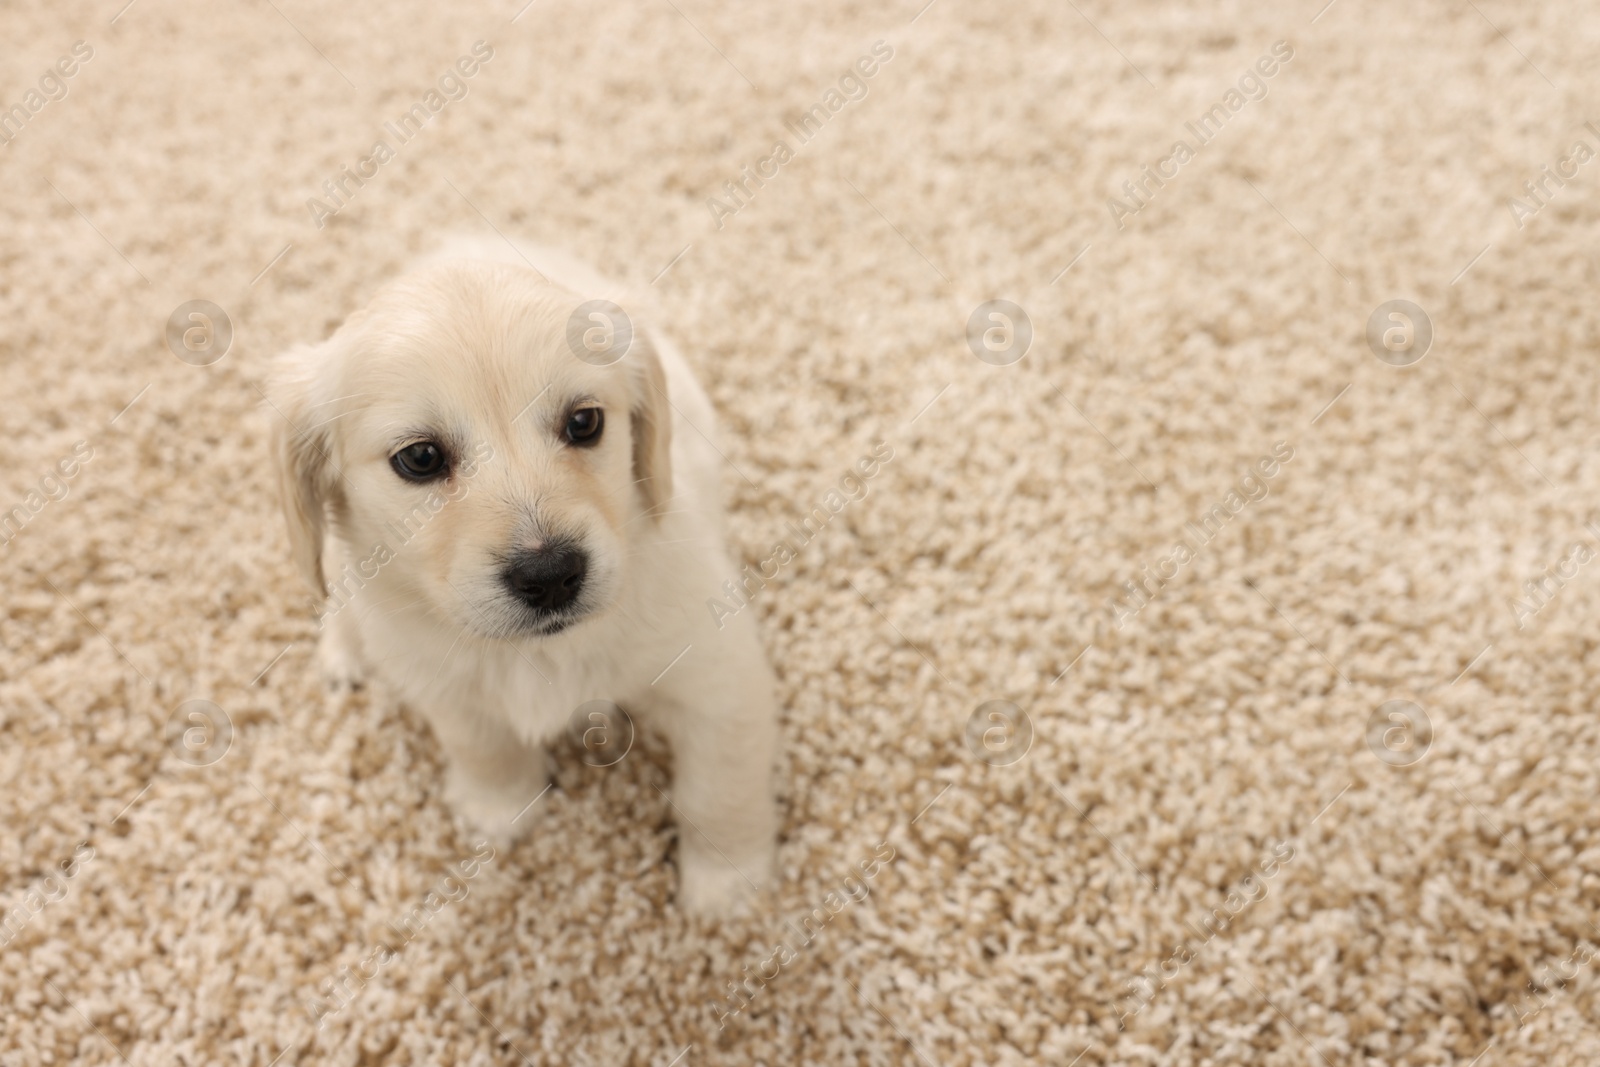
xmin=317 ymin=626 xmax=365 ymax=694
xmin=443 ymin=764 xmax=547 ymax=849
xmin=677 ymin=843 xmax=774 ymax=917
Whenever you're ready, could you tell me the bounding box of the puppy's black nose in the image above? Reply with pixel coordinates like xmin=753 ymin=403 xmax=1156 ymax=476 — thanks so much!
xmin=502 ymin=543 xmax=587 ymax=613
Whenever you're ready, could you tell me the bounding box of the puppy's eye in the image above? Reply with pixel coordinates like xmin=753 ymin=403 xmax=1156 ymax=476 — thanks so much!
xmin=391 ymin=441 xmax=448 ymax=481
xmin=565 ymin=407 xmax=604 ymax=446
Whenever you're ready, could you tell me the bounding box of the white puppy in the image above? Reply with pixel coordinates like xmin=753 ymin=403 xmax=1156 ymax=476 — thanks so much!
xmin=268 ymin=240 xmax=778 ymax=914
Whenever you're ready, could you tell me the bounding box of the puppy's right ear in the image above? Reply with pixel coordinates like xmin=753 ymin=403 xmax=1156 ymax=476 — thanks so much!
xmin=267 ymin=343 xmax=339 ymax=597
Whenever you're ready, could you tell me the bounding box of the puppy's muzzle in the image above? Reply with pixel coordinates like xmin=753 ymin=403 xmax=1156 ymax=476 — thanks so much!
xmin=502 ymin=542 xmax=588 ymax=615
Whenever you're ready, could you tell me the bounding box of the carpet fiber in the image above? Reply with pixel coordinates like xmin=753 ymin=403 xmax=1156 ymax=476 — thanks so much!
xmin=3 ymin=0 xmax=1600 ymax=1063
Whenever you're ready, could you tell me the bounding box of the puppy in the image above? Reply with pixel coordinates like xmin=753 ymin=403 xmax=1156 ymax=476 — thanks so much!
xmin=268 ymin=241 xmax=779 ymax=914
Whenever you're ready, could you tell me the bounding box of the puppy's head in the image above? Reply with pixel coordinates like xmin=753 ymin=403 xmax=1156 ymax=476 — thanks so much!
xmin=269 ymin=260 xmax=671 ymax=638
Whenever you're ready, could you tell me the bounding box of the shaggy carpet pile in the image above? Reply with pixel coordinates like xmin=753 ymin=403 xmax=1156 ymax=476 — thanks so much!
xmin=3 ymin=0 xmax=1599 ymax=1063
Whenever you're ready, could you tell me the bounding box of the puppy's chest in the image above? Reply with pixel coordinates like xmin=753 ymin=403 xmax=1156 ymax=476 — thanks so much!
xmin=497 ymin=646 xmax=634 ymax=743
xmin=366 ymin=611 xmax=645 ymax=744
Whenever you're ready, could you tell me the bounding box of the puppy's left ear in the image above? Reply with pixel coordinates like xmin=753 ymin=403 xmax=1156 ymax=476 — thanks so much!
xmin=627 ymin=331 xmax=673 ymax=517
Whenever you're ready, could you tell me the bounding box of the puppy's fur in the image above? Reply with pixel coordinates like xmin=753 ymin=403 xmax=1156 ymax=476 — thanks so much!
xmin=269 ymin=241 xmax=778 ymax=913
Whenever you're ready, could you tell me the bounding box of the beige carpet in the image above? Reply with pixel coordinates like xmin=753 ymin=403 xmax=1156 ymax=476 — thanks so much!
xmin=4 ymin=0 xmax=1600 ymax=1063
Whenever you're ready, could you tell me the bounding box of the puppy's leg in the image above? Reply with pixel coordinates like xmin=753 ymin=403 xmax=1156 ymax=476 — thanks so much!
xmin=429 ymin=709 xmax=549 ymax=847
xmin=654 ymin=624 xmax=779 ymax=915
xmin=317 ymin=604 xmax=367 ymax=693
